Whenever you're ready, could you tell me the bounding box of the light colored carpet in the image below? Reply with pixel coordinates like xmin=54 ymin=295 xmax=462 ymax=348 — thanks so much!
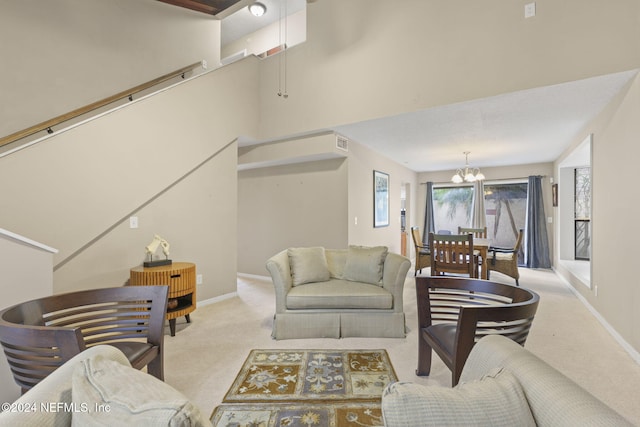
xmin=163 ymin=268 xmax=640 ymax=424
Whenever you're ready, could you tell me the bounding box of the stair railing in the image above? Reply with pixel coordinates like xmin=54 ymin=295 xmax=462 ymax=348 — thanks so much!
xmin=0 ymin=61 xmax=205 ymax=149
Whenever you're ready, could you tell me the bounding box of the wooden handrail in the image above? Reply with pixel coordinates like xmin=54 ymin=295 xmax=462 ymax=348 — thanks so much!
xmin=0 ymin=61 xmax=203 ymax=148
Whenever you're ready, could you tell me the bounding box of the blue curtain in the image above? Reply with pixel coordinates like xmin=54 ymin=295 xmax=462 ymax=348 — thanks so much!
xmin=525 ymin=176 xmax=551 ymax=268
xmin=423 ymin=182 xmax=435 ymax=246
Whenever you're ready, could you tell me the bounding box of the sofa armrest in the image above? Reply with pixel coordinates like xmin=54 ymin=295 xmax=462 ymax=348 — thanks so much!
xmin=266 ymin=250 xmax=292 ymax=314
xmin=0 ymin=345 xmax=130 ymax=427
xmin=381 ymin=252 xmax=411 ymax=313
xmin=460 ymin=335 xmax=633 ymax=426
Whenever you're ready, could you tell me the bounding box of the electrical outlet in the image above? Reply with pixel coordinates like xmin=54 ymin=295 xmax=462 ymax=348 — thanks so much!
xmin=594 ymin=285 xmax=598 ymax=297
xmin=196 ymin=274 xmax=203 ymax=285
xmin=129 ymin=216 xmax=138 ymax=229
xmin=354 ymin=217 xmax=358 ymax=225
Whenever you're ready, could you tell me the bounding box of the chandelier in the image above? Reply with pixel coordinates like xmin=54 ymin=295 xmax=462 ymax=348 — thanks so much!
xmin=451 ymin=151 xmax=485 ymax=183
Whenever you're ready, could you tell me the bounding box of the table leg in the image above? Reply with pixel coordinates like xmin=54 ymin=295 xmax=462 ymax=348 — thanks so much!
xmin=185 ymin=314 xmax=191 ymax=324
xmin=480 ymin=248 xmax=488 ymax=279
xmin=169 ymin=318 xmax=176 ymax=336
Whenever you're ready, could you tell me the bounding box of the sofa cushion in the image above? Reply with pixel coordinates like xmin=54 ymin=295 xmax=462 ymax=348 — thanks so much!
xmin=381 ymin=368 xmax=535 ymax=427
xmin=72 ymin=354 xmax=212 ymax=427
xmin=325 ymin=249 xmax=347 ymax=278
xmin=286 ymin=279 xmax=393 ymax=309
xmin=342 ymin=245 xmax=388 ymax=285
xmin=288 ymin=246 xmax=331 ymax=286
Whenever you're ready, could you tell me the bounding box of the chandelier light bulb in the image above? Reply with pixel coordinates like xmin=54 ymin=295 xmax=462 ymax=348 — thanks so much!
xmin=451 ymin=151 xmax=484 ymax=184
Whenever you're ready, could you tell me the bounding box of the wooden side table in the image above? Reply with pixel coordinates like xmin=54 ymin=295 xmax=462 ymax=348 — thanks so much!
xmin=129 ymin=262 xmax=196 ymax=336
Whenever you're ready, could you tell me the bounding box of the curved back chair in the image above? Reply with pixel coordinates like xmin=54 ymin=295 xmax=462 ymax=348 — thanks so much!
xmin=411 ymin=227 xmax=431 ymax=276
xmin=0 ymin=285 xmax=168 ymax=394
xmin=429 ymin=232 xmax=477 ymax=278
xmin=415 ymin=276 xmax=539 ymax=386
xmin=458 ymin=226 xmax=487 ymax=238
xmin=487 ymin=229 xmax=524 ymax=286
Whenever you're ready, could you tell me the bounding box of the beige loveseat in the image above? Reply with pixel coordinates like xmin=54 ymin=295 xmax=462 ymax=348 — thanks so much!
xmin=382 ymin=335 xmax=633 ymax=426
xmin=266 ymin=246 xmax=410 ymax=339
xmin=0 ymin=345 xmax=211 ymax=427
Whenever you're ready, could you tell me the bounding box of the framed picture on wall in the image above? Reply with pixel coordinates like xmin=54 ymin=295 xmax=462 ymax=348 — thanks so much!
xmin=552 ymin=183 xmax=558 ymax=207
xmin=374 ymin=170 xmax=389 ymax=227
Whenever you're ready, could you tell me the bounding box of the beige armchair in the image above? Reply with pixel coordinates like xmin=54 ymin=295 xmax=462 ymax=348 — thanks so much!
xmin=266 ymin=246 xmax=410 ymax=339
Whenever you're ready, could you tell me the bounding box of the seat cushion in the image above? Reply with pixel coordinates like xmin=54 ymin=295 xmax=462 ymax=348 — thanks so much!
xmin=107 ymin=342 xmax=157 ymax=370
xmin=495 ymin=252 xmax=514 ymax=261
xmin=286 ymin=280 xmax=393 ymax=309
xmin=423 ymin=323 xmax=457 ymax=360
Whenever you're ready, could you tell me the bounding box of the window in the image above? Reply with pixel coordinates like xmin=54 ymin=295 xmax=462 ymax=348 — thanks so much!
xmin=484 ymin=182 xmax=528 ymax=248
xmin=432 ymin=181 xmax=527 ymax=251
xmin=574 ymin=167 xmax=591 ymax=260
xmin=432 ymin=185 xmax=473 ymax=234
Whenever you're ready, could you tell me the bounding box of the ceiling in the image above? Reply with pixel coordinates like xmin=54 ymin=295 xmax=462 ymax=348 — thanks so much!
xmin=158 ymin=0 xmax=638 ymax=174
xmin=333 ymin=70 xmax=638 ymax=173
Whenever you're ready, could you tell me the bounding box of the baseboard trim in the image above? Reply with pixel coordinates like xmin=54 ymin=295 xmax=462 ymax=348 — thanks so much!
xmin=237 ymin=272 xmax=271 ymax=281
xmin=553 ymin=267 xmax=640 ymax=365
xmin=197 ymin=291 xmax=237 ymax=307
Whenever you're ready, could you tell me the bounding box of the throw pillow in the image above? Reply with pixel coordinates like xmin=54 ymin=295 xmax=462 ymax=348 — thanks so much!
xmin=342 ymin=245 xmax=388 ymax=285
xmin=381 ymin=368 xmax=535 ymax=427
xmin=287 ymin=247 xmax=331 ymax=286
xmin=71 ymin=354 xmax=212 ymax=427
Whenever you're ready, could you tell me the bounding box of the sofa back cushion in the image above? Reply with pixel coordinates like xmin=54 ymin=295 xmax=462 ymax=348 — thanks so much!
xmin=325 ymin=249 xmax=347 ymax=279
xmin=342 ymin=245 xmax=388 ymax=286
xmin=287 ymin=247 xmax=331 ymax=286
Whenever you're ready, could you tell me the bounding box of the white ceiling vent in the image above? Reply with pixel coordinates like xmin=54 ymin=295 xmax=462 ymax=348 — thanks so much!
xmin=336 ymin=135 xmax=349 ymax=152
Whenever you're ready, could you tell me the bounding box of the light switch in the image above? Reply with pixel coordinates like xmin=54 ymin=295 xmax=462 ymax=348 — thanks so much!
xmin=524 ymin=2 xmax=536 ymax=18
xmin=129 ymin=216 xmax=138 ymax=229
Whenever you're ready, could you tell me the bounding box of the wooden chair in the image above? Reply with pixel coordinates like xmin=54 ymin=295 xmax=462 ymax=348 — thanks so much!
xmin=458 ymin=226 xmax=487 ymax=272
xmin=411 ymin=226 xmax=431 ymax=276
xmin=458 ymin=226 xmax=487 ymax=238
xmin=429 ymin=232 xmax=477 ymax=278
xmin=487 ymin=229 xmax=524 ymax=286
xmin=0 ymin=285 xmax=168 ymax=394
xmin=415 ymin=276 xmax=539 ymax=386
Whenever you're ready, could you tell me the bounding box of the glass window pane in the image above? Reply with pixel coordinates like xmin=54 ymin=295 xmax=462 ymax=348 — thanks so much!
xmin=484 ymin=182 xmax=528 ymax=248
xmin=432 ymin=186 xmax=473 ymax=234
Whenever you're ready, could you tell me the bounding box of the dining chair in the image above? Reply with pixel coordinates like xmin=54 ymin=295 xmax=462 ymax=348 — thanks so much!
xmin=415 ymin=276 xmax=540 ymax=386
xmin=458 ymin=226 xmax=487 ymax=238
xmin=429 ymin=232 xmax=477 ymax=278
xmin=487 ymin=229 xmax=524 ymax=286
xmin=458 ymin=226 xmax=488 ymax=272
xmin=411 ymin=226 xmax=431 ymax=276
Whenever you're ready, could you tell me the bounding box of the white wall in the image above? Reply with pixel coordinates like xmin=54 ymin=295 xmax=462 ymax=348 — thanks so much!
xmin=0 ymin=0 xmax=220 ymax=139
xmin=222 ymin=9 xmax=306 ymax=62
xmin=555 ymin=72 xmax=640 ymax=353
xmin=346 ymin=140 xmax=418 ymax=255
xmin=0 ymin=58 xmax=260 ymax=299
xmin=256 ymin=0 xmax=640 ymax=140
xmin=237 ymin=135 xmax=418 ymax=276
xmin=238 ymin=157 xmax=349 ymax=275
xmin=0 ymin=232 xmax=56 ymax=402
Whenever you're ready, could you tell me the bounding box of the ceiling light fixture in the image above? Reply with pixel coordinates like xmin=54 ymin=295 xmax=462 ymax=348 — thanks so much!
xmin=451 ymin=151 xmax=485 ymax=183
xmin=249 ymin=2 xmax=267 ymax=16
